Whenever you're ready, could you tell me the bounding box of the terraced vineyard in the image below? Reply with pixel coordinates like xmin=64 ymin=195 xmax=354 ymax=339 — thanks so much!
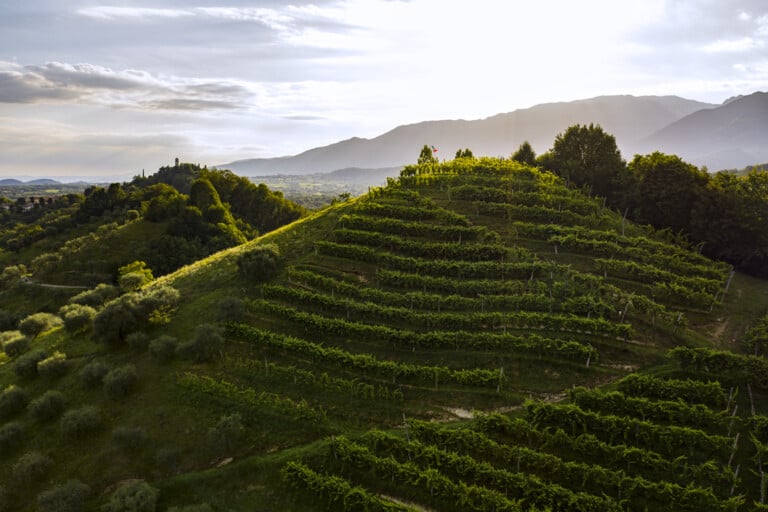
xmin=3 ymin=156 xmax=767 ymax=510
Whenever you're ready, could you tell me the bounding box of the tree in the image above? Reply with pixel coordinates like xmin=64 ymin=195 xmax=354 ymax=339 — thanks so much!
xmin=118 ymin=261 xmax=154 ymax=292
xmin=418 ymin=144 xmax=438 ymax=165
xmin=511 ymin=141 xmax=537 ymax=166
xmin=628 ymin=152 xmax=710 ymax=234
xmin=19 ymin=313 xmax=62 ymax=338
xmin=455 ymin=148 xmax=474 ymax=159
xmin=237 ymin=244 xmax=282 ymax=282
xmin=543 ymin=124 xmax=626 ymax=199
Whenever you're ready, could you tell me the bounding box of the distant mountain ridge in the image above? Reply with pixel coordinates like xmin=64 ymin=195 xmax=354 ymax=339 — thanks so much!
xmin=223 ymin=94 xmax=722 ymax=175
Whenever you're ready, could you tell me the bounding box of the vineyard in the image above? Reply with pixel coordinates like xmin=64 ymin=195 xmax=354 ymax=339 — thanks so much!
xmin=201 ymin=157 xmax=768 ymax=509
xmin=3 ymin=156 xmax=767 ymax=510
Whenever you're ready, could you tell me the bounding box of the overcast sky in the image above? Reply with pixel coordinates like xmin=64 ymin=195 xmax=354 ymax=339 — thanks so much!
xmin=1 ymin=0 xmax=767 ymax=181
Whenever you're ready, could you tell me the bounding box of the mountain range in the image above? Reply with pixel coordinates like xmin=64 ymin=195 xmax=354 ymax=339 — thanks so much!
xmin=224 ymin=92 xmax=768 ymax=175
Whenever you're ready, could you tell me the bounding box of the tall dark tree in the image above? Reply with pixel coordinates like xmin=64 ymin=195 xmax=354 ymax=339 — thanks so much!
xmin=418 ymin=144 xmax=437 ymax=165
xmin=542 ymin=124 xmax=626 ymax=199
xmin=628 ymin=152 xmax=710 ymax=235
xmin=511 ymin=141 xmax=537 ymax=166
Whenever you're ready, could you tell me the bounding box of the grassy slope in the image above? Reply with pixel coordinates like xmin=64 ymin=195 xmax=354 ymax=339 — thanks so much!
xmin=0 ymin=161 xmax=765 ymax=510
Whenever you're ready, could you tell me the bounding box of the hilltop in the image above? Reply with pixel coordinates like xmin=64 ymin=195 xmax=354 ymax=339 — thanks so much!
xmin=0 ymin=155 xmax=766 ymax=510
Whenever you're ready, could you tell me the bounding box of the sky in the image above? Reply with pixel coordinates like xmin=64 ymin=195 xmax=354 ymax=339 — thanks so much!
xmin=1 ymin=0 xmax=767 ymax=181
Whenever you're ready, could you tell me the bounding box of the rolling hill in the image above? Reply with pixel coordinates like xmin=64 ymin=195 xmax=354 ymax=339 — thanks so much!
xmin=224 ymin=95 xmax=714 ymax=175
xmin=0 ymin=157 xmax=767 ymax=510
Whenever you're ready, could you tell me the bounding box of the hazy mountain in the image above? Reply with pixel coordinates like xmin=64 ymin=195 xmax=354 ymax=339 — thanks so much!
xmin=27 ymin=178 xmax=62 ymax=185
xmin=224 ymin=95 xmax=713 ymax=175
xmin=640 ymin=91 xmax=768 ymax=169
xmin=0 ymin=179 xmax=23 ymax=186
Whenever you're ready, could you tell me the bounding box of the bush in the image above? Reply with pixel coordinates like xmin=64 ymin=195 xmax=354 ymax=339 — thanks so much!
xmin=37 ymin=479 xmax=91 ymax=512
xmin=93 ymin=285 xmax=180 ymax=345
xmin=118 ymin=261 xmax=154 ymax=293
xmin=237 ymin=243 xmax=281 ymax=282
xmin=29 ymin=390 xmax=66 ymax=422
xmin=207 ymin=413 xmax=244 ymax=455
xmin=0 ymin=422 xmax=23 ymax=456
xmin=112 ymin=426 xmax=147 ymax=453
xmin=13 ymin=349 xmax=47 ymax=379
xmin=18 ymin=312 xmax=62 ymax=338
xmin=103 ymin=364 xmax=138 ymax=400
xmin=155 ymin=446 xmax=181 ymax=474
xmin=176 ymin=324 xmax=223 ymax=363
xmin=0 ymin=385 xmax=28 ymax=420
xmin=148 ymin=336 xmax=177 ymax=363
xmin=37 ymin=351 xmax=69 ymax=378
xmin=12 ymin=450 xmax=52 ymax=482
xmin=60 ymin=406 xmax=102 ymax=439
xmin=59 ymin=304 xmax=96 ymax=333
xmin=69 ymin=284 xmax=119 ymax=308
xmin=80 ymin=360 xmax=111 ymax=388
xmin=167 ymin=505 xmax=213 ymax=512
xmin=102 ymin=480 xmax=159 ymax=512
xmin=126 ymin=332 xmax=150 ymax=352
xmin=0 ymin=331 xmax=28 ymax=357
xmin=216 ymin=296 xmax=246 ymax=322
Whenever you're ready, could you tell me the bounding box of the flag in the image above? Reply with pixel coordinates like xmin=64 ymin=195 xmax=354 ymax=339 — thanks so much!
xmin=431 ymin=145 xmax=438 ymax=153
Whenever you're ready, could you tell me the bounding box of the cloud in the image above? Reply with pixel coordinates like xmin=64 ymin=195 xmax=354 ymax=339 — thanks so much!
xmin=702 ymin=37 xmax=764 ymax=53
xmin=281 ymin=115 xmax=326 ymax=121
xmin=0 ymin=60 xmax=254 ymax=112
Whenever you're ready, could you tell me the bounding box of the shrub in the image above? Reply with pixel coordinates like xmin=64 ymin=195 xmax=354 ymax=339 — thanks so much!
xmin=60 ymin=406 xmax=102 ymax=439
xmin=29 ymin=390 xmax=66 ymax=422
xmin=216 ymin=296 xmax=246 ymax=322
xmin=93 ymin=285 xmax=180 ymax=345
xmin=13 ymin=349 xmax=47 ymax=379
xmin=167 ymin=505 xmax=213 ymax=512
xmin=59 ymin=304 xmax=96 ymax=333
xmin=0 ymin=422 xmax=23 ymax=456
xmin=112 ymin=426 xmax=148 ymax=453
xmin=207 ymin=413 xmax=244 ymax=455
xmin=37 ymin=479 xmax=91 ymax=512
xmin=103 ymin=364 xmax=138 ymax=400
xmin=0 ymin=331 xmax=28 ymax=357
xmin=176 ymin=324 xmax=223 ymax=363
xmin=126 ymin=332 xmax=150 ymax=352
xmin=3 ymin=336 xmax=29 ymax=357
xmin=37 ymin=351 xmax=69 ymax=379
xmin=12 ymin=450 xmax=52 ymax=482
xmin=80 ymin=360 xmax=111 ymax=388
xmin=69 ymin=284 xmax=119 ymax=308
xmin=148 ymin=336 xmax=177 ymax=363
xmin=237 ymin=243 xmax=281 ymax=282
xmin=18 ymin=312 xmax=62 ymax=338
xmin=118 ymin=261 xmax=154 ymax=293
xmin=0 ymin=385 xmax=28 ymax=420
xmin=102 ymin=480 xmax=159 ymax=512
xmin=155 ymin=446 xmax=181 ymax=474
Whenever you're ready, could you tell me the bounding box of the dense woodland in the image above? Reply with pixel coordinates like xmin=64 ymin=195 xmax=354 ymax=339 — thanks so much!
xmin=0 ymin=130 xmax=766 ymax=510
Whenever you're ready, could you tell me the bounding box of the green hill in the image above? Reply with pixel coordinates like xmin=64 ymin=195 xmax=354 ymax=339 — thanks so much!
xmin=0 ymin=157 xmax=767 ymax=510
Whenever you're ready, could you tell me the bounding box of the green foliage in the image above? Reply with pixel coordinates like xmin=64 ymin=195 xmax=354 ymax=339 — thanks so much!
xmin=417 ymin=144 xmax=437 ymax=165
xmin=103 ymin=364 xmax=138 ymax=401
xmin=92 ymin=285 xmax=180 ymax=345
xmin=207 ymin=413 xmax=244 ymax=455
xmin=37 ymin=479 xmax=91 ymax=512
xmin=166 ymin=505 xmax=213 ymax=512
xmin=1 ymin=332 xmax=29 ymax=357
xmin=236 ymin=243 xmax=282 ymax=282
xmin=60 ymin=406 xmax=102 ymax=439
xmin=13 ymin=349 xmax=47 ymax=379
xmin=216 ymin=296 xmax=246 ymax=322
xmin=37 ymin=351 xmax=69 ymax=379
xmin=29 ymin=390 xmax=66 ymax=422
xmin=511 ymin=141 xmax=537 ymax=165
xmin=126 ymin=332 xmax=150 ymax=352
xmin=0 ymin=422 xmax=22 ymax=457
xmin=118 ymin=261 xmax=154 ymax=292
xmin=454 ymin=148 xmax=474 ymax=159
xmin=176 ymin=323 xmax=223 ymax=363
xmin=18 ymin=312 xmax=62 ymax=338
xmin=112 ymin=426 xmax=148 ymax=453
xmin=148 ymin=335 xmax=177 ymax=363
xmin=69 ymin=283 xmax=120 ymax=308
xmin=541 ymin=123 xmax=626 ymax=199
xmin=12 ymin=451 xmax=52 ymax=482
xmin=102 ymin=480 xmax=159 ymax=512
xmin=59 ymin=303 xmax=96 ymax=333
xmin=80 ymin=360 xmax=111 ymax=388
xmin=0 ymin=385 xmax=28 ymax=420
